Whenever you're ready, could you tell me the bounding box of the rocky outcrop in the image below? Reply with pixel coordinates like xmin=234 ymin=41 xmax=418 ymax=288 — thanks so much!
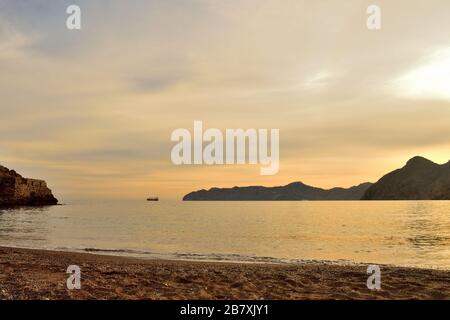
xmin=183 ymin=182 xmax=372 ymax=201
xmin=362 ymin=156 xmax=450 ymax=200
xmin=0 ymin=165 xmax=58 ymax=206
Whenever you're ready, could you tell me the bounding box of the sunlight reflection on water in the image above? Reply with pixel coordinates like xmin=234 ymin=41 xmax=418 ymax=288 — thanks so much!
xmin=0 ymin=201 xmax=449 ymax=269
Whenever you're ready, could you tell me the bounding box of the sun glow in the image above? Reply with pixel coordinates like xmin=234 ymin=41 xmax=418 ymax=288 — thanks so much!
xmin=395 ymin=48 xmax=450 ymax=100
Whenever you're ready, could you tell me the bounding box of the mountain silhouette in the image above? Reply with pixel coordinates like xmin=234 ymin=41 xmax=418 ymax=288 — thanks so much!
xmin=183 ymin=182 xmax=372 ymax=201
xmin=362 ymin=156 xmax=450 ymax=200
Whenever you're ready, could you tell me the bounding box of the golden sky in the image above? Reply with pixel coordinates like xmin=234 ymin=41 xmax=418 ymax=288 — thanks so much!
xmin=1 ymin=0 xmax=450 ymax=201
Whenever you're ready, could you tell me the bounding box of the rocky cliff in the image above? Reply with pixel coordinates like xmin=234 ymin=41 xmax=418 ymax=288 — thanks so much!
xmin=0 ymin=166 xmax=58 ymax=206
xmin=183 ymin=181 xmax=372 ymax=201
xmin=362 ymin=156 xmax=450 ymax=200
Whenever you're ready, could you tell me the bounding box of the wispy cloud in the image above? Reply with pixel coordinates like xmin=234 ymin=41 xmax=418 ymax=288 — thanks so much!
xmin=393 ymin=47 xmax=450 ymax=101
xmin=0 ymin=21 xmax=37 ymax=59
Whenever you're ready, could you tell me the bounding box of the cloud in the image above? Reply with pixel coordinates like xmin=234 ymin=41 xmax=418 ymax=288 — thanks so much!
xmin=393 ymin=47 xmax=450 ymax=101
xmin=0 ymin=21 xmax=37 ymax=59
xmin=132 ymin=68 xmax=191 ymax=92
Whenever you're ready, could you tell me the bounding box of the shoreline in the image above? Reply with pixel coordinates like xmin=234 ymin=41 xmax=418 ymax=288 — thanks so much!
xmin=0 ymin=246 xmax=449 ymax=300
xmin=3 ymin=244 xmax=449 ymax=271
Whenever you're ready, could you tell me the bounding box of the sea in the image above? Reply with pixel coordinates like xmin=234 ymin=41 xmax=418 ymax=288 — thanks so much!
xmin=0 ymin=200 xmax=449 ymax=269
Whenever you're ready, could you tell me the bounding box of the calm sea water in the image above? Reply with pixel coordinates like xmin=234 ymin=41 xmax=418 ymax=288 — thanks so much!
xmin=0 ymin=201 xmax=449 ymax=269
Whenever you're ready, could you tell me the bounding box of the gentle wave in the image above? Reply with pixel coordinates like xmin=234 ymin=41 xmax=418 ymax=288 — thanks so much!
xmin=2 ymin=243 xmax=449 ymax=270
xmin=54 ymin=246 xmax=388 ymax=267
xmin=55 ymin=246 xmax=344 ymax=265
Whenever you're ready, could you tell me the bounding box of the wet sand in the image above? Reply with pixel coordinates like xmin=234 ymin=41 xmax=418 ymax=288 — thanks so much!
xmin=0 ymin=246 xmax=448 ymax=300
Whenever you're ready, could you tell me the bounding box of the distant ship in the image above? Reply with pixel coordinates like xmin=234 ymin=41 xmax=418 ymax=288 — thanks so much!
xmin=146 ymin=197 xmax=159 ymax=201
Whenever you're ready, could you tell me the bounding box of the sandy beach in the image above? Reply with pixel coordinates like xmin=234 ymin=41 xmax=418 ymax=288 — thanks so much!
xmin=0 ymin=246 xmax=448 ymax=300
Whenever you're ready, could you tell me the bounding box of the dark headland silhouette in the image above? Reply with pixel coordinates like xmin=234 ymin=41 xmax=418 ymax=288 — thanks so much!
xmin=0 ymin=165 xmax=58 ymax=206
xmin=184 ymin=182 xmax=373 ymax=201
xmin=362 ymin=156 xmax=450 ymax=200
xmin=184 ymin=156 xmax=450 ymax=201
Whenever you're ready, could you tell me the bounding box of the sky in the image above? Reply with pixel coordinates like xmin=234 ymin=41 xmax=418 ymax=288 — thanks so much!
xmin=1 ymin=0 xmax=450 ymax=201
